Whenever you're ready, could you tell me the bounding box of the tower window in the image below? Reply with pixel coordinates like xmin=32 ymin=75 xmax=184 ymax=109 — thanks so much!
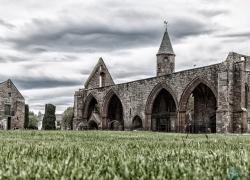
xmin=8 ymin=93 xmax=11 ymax=97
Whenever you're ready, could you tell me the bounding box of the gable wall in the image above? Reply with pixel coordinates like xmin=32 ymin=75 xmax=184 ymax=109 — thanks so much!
xmin=0 ymin=80 xmax=25 ymax=129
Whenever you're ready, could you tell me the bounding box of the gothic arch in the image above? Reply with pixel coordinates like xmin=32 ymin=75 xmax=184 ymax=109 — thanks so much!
xmin=179 ymin=77 xmax=218 ymax=133
xmin=132 ymin=115 xmax=143 ymax=130
xmin=145 ymin=83 xmax=178 ymax=115
xmin=102 ymin=89 xmax=124 ymax=130
xmin=179 ymin=77 xmax=217 ymax=112
xmin=145 ymin=83 xmax=178 ymax=132
xmin=102 ymin=89 xmax=120 ymax=117
xmin=82 ymin=93 xmax=99 ymax=119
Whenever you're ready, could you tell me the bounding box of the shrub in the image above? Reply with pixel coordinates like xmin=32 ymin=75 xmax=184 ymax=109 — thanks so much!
xmin=42 ymin=104 xmax=56 ymax=130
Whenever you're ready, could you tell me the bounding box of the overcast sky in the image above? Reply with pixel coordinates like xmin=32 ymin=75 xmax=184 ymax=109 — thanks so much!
xmin=0 ymin=0 xmax=249 ymax=114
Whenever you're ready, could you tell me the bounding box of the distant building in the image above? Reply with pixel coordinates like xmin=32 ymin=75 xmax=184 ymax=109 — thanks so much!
xmin=55 ymin=114 xmax=63 ymax=130
xmin=37 ymin=111 xmax=43 ymax=130
xmin=0 ymin=79 xmax=25 ymax=129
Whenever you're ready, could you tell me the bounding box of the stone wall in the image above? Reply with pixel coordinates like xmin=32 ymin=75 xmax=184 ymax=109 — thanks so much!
xmin=73 ymin=52 xmax=250 ymax=133
xmin=0 ymin=80 xmax=25 ymax=129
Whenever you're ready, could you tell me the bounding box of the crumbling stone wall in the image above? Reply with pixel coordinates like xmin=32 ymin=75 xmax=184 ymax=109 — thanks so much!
xmin=0 ymin=79 xmax=25 ymax=129
xmin=73 ymin=52 xmax=250 ymax=133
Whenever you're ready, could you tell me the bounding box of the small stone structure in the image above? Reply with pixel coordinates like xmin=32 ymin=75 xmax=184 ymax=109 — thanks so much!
xmin=73 ymin=26 xmax=250 ymax=133
xmin=0 ymin=79 xmax=25 ymax=129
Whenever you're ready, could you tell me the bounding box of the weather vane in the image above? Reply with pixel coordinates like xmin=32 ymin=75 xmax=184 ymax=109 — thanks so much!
xmin=164 ymin=20 xmax=168 ymax=27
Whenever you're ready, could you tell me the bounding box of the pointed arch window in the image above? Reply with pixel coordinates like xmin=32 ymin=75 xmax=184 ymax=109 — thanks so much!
xmin=99 ymin=65 xmax=106 ymax=87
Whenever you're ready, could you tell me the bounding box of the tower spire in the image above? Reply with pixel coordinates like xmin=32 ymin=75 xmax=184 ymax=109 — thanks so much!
xmin=156 ymin=21 xmax=175 ymax=76
xmin=157 ymin=22 xmax=175 ymax=55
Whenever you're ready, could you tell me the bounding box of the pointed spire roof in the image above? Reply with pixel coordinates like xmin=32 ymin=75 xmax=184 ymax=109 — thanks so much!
xmin=157 ymin=25 xmax=175 ymax=55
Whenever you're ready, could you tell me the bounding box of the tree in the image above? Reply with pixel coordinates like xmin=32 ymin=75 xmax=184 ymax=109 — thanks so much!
xmin=24 ymin=104 xmax=29 ymax=129
xmin=28 ymin=111 xmax=38 ymax=129
xmin=61 ymin=107 xmax=74 ymax=130
xmin=42 ymin=104 xmax=56 ymax=130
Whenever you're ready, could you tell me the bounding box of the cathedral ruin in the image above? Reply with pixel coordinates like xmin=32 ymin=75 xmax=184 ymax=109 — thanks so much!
xmin=73 ymin=26 xmax=250 ymax=133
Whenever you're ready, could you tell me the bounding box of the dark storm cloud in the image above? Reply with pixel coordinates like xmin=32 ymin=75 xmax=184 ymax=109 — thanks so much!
xmin=6 ymin=16 xmax=216 ymax=53
xmin=0 ymin=19 xmax=15 ymax=29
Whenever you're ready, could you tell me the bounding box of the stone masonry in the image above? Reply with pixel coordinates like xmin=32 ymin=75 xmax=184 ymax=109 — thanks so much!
xmin=73 ymin=26 xmax=250 ymax=133
xmin=0 ymin=79 xmax=25 ymax=129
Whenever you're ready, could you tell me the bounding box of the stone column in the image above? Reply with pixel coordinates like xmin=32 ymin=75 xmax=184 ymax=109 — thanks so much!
xmin=216 ymin=61 xmax=232 ymax=133
xmin=73 ymin=91 xmax=82 ymax=130
xmin=101 ymin=116 xmax=108 ymax=130
xmin=177 ymin=111 xmax=186 ymax=133
xmin=145 ymin=113 xmax=151 ymax=131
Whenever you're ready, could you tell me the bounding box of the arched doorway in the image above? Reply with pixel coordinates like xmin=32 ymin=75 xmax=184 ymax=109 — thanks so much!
xmin=151 ymin=89 xmax=177 ymax=132
xmin=87 ymin=98 xmax=98 ymax=120
xmin=88 ymin=120 xmax=98 ymax=130
xmin=84 ymin=94 xmax=101 ymax=130
xmin=181 ymin=81 xmax=217 ymax=133
xmin=107 ymin=94 xmax=124 ymax=130
xmin=132 ymin=116 xmax=143 ymax=130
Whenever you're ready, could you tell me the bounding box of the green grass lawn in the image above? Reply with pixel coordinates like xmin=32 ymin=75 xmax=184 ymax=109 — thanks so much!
xmin=0 ymin=131 xmax=249 ymax=179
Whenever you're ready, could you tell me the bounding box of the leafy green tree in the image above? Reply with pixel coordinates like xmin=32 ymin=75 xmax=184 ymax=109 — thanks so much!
xmin=24 ymin=104 xmax=29 ymax=129
xmin=61 ymin=107 xmax=74 ymax=130
xmin=42 ymin=104 xmax=56 ymax=130
xmin=28 ymin=111 xmax=38 ymax=129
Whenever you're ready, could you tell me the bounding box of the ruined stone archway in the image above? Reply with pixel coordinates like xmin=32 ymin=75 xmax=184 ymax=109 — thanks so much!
xmin=83 ymin=94 xmax=98 ymax=119
xmin=132 ymin=116 xmax=143 ymax=130
xmin=83 ymin=93 xmax=101 ymax=129
xmin=103 ymin=90 xmax=124 ymax=130
xmin=179 ymin=78 xmax=217 ymax=133
xmin=145 ymin=83 xmax=178 ymax=132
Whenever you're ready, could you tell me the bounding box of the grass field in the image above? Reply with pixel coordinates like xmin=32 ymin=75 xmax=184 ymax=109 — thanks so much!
xmin=0 ymin=131 xmax=249 ymax=179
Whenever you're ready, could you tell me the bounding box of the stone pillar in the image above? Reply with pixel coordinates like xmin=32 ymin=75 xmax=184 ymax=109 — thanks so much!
xmin=232 ymin=61 xmax=249 ymax=133
xmin=170 ymin=112 xmax=177 ymax=132
xmin=101 ymin=116 xmax=108 ymax=130
xmin=145 ymin=113 xmax=151 ymax=131
xmin=216 ymin=110 xmax=230 ymax=133
xmin=73 ymin=90 xmax=85 ymax=130
xmin=216 ymin=61 xmax=232 ymax=133
xmin=178 ymin=111 xmax=186 ymax=133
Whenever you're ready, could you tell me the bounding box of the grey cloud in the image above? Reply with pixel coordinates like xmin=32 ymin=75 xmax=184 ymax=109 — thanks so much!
xmin=29 ymin=95 xmax=73 ymax=104
xmin=15 ymin=77 xmax=81 ymax=89
xmin=6 ymin=15 xmax=216 ymax=53
xmin=197 ymin=9 xmax=229 ymax=17
xmin=168 ymin=18 xmax=215 ymax=41
xmin=0 ymin=75 xmax=82 ymax=89
xmin=28 ymin=96 xmax=74 ymax=112
xmin=0 ymin=19 xmax=15 ymax=29
xmin=0 ymin=55 xmax=29 ymax=63
xmin=218 ymin=32 xmax=250 ymax=38
xmin=112 ymin=69 xmax=152 ymax=79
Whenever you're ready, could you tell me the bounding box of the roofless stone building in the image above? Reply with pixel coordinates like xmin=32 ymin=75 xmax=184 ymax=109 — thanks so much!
xmin=73 ymin=26 xmax=250 ymax=133
xmin=0 ymin=79 xmax=25 ymax=129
